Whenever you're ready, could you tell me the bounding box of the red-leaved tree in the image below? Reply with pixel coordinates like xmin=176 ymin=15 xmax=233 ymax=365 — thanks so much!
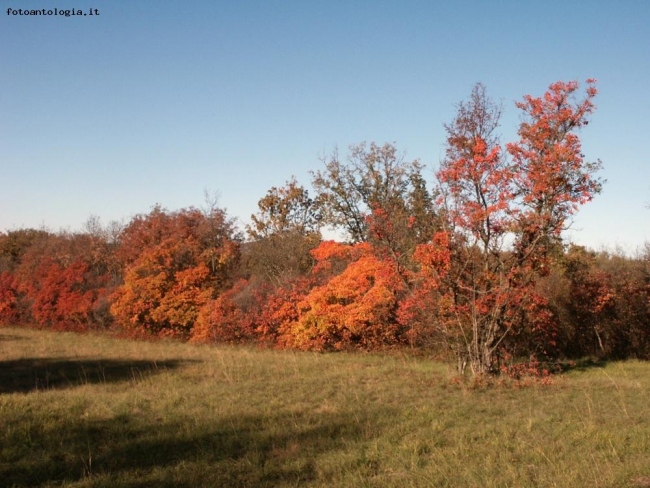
xmin=413 ymin=80 xmax=602 ymax=375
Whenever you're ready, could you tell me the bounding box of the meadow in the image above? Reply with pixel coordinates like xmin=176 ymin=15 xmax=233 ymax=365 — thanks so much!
xmin=1 ymin=327 xmax=649 ymax=487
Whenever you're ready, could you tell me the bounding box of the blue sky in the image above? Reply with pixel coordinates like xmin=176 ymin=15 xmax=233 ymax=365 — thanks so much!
xmin=1 ymin=0 xmax=648 ymax=252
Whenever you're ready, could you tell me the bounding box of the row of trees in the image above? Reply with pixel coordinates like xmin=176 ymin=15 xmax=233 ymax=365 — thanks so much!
xmin=2 ymin=80 xmax=649 ymax=375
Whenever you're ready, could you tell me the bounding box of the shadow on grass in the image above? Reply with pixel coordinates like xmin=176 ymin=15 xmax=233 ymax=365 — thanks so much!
xmin=1 ymin=408 xmax=375 ymax=487
xmin=0 ymin=333 xmax=26 ymax=342
xmin=0 ymin=358 xmax=194 ymax=394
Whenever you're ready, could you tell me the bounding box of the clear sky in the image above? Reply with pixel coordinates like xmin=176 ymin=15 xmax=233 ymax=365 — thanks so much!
xmin=2 ymin=0 xmax=648 ymax=252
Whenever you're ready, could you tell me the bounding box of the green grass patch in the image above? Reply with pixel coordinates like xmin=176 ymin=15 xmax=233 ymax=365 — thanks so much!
xmin=1 ymin=327 xmax=650 ymax=487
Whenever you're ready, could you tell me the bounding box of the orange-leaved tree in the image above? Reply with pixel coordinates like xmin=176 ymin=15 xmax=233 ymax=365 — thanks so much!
xmin=111 ymin=206 xmax=239 ymax=338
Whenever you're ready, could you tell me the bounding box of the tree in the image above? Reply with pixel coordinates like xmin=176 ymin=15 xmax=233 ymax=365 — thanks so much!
xmin=0 ymin=229 xmax=53 ymax=324
xmin=1 ymin=229 xmax=116 ymax=330
xmin=507 ymin=79 xmax=603 ymax=269
xmin=312 ymin=142 xmax=440 ymax=279
xmin=247 ymin=176 xmax=321 ymax=240
xmin=111 ymin=242 xmax=212 ymax=337
xmin=0 ymin=229 xmax=51 ymax=273
xmin=432 ymin=83 xmax=529 ymax=374
xmin=312 ymin=142 xmax=438 ymax=243
xmin=0 ymin=272 xmax=20 ymax=324
xmin=553 ymin=246 xmax=650 ymax=360
xmin=560 ymin=246 xmax=616 ymax=357
xmin=111 ymin=206 xmax=239 ymax=337
xmin=30 ymin=259 xmax=100 ymax=330
xmin=245 ymin=177 xmax=321 ymax=284
xmin=200 ymin=190 xmax=241 ymax=278
xmin=82 ymin=215 xmax=123 ymax=284
xmin=416 ymin=80 xmax=602 ymax=375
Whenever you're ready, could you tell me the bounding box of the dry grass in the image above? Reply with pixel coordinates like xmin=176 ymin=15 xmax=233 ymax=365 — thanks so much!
xmin=1 ymin=326 xmax=649 ymax=487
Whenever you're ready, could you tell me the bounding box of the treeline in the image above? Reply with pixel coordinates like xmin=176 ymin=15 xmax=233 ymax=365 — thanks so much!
xmin=1 ymin=80 xmax=648 ymax=375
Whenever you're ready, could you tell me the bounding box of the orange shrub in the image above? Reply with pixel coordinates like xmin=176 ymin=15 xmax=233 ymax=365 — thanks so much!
xmin=282 ymin=242 xmax=407 ymax=351
xmin=191 ymin=279 xmax=256 ymax=344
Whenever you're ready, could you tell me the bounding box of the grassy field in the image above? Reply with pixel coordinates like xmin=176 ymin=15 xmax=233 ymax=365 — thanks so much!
xmin=1 ymin=327 xmax=649 ymax=487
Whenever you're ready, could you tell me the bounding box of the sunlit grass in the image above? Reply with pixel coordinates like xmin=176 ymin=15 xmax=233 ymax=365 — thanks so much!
xmin=1 ymin=326 xmax=649 ymax=487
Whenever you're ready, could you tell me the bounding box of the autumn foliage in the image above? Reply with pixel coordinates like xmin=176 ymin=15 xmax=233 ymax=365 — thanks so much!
xmin=0 ymin=272 xmax=20 ymax=324
xmin=3 ymin=79 xmax=650 ymax=376
xmin=110 ymin=206 xmax=239 ymax=338
xmin=0 ymin=229 xmax=116 ymax=330
xmin=416 ymin=80 xmax=604 ymax=374
xmin=286 ymin=242 xmax=408 ymax=351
